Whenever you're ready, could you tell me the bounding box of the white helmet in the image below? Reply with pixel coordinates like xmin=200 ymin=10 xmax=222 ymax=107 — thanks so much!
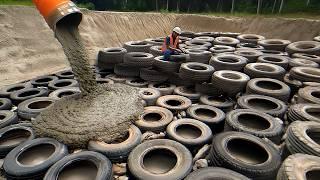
xmin=173 ymin=27 xmax=182 ymax=35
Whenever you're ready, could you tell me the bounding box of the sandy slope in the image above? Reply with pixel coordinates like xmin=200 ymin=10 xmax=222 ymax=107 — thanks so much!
xmin=0 ymin=6 xmax=320 ymax=86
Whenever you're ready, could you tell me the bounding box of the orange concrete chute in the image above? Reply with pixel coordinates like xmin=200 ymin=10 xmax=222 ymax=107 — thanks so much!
xmin=32 ymin=0 xmax=82 ymax=30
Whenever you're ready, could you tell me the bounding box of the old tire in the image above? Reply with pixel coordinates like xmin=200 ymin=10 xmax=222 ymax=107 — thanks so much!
xmin=173 ymin=86 xmax=201 ymax=103
xmin=179 ymin=62 xmax=214 ymax=83
xmin=290 ymin=67 xmax=320 ymax=83
xmin=257 ymin=55 xmax=289 ymax=69
xmin=258 ymin=39 xmax=291 ymax=51
xmin=0 ymin=98 xmax=12 ymax=110
xmin=124 ymin=52 xmax=154 ymax=68
xmin=297 ymin=86 xmax=320 ymax=104
xmin=286 ymin=41 xmax=320 ymax=55
xmin=49 ymin=87 xmax=81 ymax=99
xmin=30 ymin=75 xmax=58 ymax=87
xmin=10 ymin=87 xmax=49 ymax=105
xmin=17 ymin=97 xmax=56 ymax=120
xmin=123 ymin=41 xmax=152 ymax=53
xmin=48 ymin=79 xmax=79 ymax=90
xmin=244 ymin=63 xmax=286 ymax=80
xmin=0 ymin=110 xmax=18 ymax=129
xmin=0 ymin=82 xmax=33 ymax=98
xmin=148 ymin=82 xmax=176 ymax=96
xmin=209 ymin=54 xmax=248 ymax=71
xmin=140 ymin=68 xmax=168 ymax=82
xmin=287 ymin=104 xmax=320 ymax=122
xmin=55 ymin=69 xmax=74 ymax=79
xmin=153 ymin=56 xmax=181 ymax=73
xmin=156 ymin=95 xmax=192 ymax=111
xmin=138 ymin=88 xmax=161 ymax=106
xmin=199 ymin=95 xmax=235 ymax=112
xmin=237 ymin=34 xmax=265 ymax=44
xmin=114 ymin=63 xmax=140 ymax=77
xmin=185 ymin=167 xmax=250 ymax=180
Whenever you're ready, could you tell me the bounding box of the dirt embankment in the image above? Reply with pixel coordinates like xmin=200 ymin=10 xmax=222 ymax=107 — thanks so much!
xmin=0 ymin=6 xmax=320 ymax=86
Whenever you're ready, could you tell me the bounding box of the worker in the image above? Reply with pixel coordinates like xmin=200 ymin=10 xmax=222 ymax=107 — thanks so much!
xmin=162 ymin=27 xmax=183 ymax=61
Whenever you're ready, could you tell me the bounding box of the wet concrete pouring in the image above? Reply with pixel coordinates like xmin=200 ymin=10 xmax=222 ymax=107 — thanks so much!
xmin=31 ymin=23 xmax=143 ymax=148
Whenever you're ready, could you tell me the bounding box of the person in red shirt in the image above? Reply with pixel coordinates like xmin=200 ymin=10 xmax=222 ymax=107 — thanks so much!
xmin=162 ymin=27 xmax=183 ymax=61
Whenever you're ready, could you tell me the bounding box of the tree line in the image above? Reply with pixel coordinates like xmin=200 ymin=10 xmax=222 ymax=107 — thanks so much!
xmin=73 ymin=0 xmax=320 ymax=14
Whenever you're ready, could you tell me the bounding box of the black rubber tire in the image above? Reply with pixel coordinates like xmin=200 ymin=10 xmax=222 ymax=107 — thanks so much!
xmin=193 ymin=36 xmax=215 ymax=43
xmin=246 ymin=78 xmax=291 ymax=102
xmin=257 ymin=55 xmax=289 ymax=69
xmin=195 ymin=82 xmax=222 ymax=96
xmin=185 ymin=167 xmax=250 ymax=180
xmin=283 ymin=73 xmax=303 ymax=98
xmin=88 ymin=125 xmax=141 ymax=162
xmin=199 ymin=95 xmax=235 ymax=112
xmin=166 ymin=118 xmax=212 ymax=147
xmin=148 ymin=82 xmax=176 ymax=95
xmin=4 ymin=138 xmax=68 ymax=179
xmin=234 ymin=49 xmax=263 ymax=63
xmin=277 ymin=154 xmax=320 ymax=180
xmin=10 ymin=87 xmax=49 ymax=105
xmin=209 ymin=54 xmax=248 ymax=71
xmin=194 ymin=32 xmax=218 ymax=37
xmin=237 ymin=94 xmax=287 ymax=118
xmin=297 ymin=86 xmax=320 ymax=104
xmin=179 ymin=62 xmax=214 ymax=83
xmin=150 ymin=45 xmax=163 ymax=56
xmin=258 ymin=39 xmax=291 ymax=51
xmin=208 ymin=131 xmax=281 ymax=180
xmin=211 ymin=70 xmax=250 ymax=97
xmin=173 ymin=86 xmax=201 ymax=103
xmin=187 ymin=105 xmax=225 ymax=132
xmin=287 ymin=104 xmax=320 ymax=122
xmin=289 ymin=58 xmax=319 ymax=69
xmin=124 ymin=52 xmax=154 ymax=68
xmin=183 ymin=45 xmax=208 ymax=51
xmin=55 ymin=69 xmax=74 ymax=79
xmin=95 ymin=68 xmax=113 ymax=78
xmin=128 ymin=139 xmax=192 ymax=180
xmin=0 ymin=110 xmax=18 ymax=129
xmin=220 ymin=32 xmax=241 ymax=38
xmin=237 ymin=43 xmax=264 ymax=50
xmin=237 ymin=34 xmax=265 ymax=44
xmin=156 ymin=95 xmax=192 ymax=111
xmin=260 ymin=49 xmax=288 ymax=56
xmin=97 ymin=47 xmax=127 ymax=70
xmin=114 ymin=63 xmax=140 ymax=77
xmin=48 ymin=79 xmax=79 ymax=90
xmin=290 ymin=66 xmax=320 ymax=83
xmin=30 ymin=75 xmax=58 ymax=87
xmin=153 ymin=56 xmax=181 ymax=73
xmin=140 ymin=68 xmax=168 ymax=82
xmin=167 ymin=72 xmax=194 ymax=86
xmin=185 ymin=49 xmax=212 ymax=64
xmin=181 ymin=31 xmax=195 ymax=38
xmin=105 ymin=74 xmax=128 ymax=83
xmin=286 ymin=41 xmax=320 ymax=55
xmin=225 ymin=109 xmax=283 ymax=144
xmin=209 ymin=45 xmax=235 ymax=54
xmin=0 ymin=98 xmax=12 ymax=110
xmin=138 ymin=88 xmax=161 ymax=106
xmin=144 ymin=38 xmax=164 ymax=45
xmin=17 ymin=97 xmax=56 ymax=120
xmin=123 ymin=41 xmax=152 ymax=53
xmin=285 ymin=121 xmax=320 ymax=156
xmin=49 ymin=87 xmax=81 ymax=99
xmin=135 ymin=106 xmax=173 ymax=132
xmin=185 ymin=39 xmax=212 ymax=47
xmin=244 ymin=63 xmax=286 ymax=80
xmin=125 ymin=78 xmax=148 ymax=88
xmin=0 ymin=124 xmax=35 ymax=158
xmin=44 ymin=151 xmax=113 ymax=180
xmin=213 ymin=37 xmax=240 ymax=47
xmin=292 ymin=53 xmax=320 ymax=64
xmin=0 ymin=82 xmax=33 ymax=98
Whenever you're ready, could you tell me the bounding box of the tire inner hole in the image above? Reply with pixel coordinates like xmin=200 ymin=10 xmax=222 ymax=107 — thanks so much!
xmin=255 ymin=65 xmax=275 ymax=72
xmin=143 ymin=148 xmax=177 ymax=174
xmin=256 ymin=81 xmax=283 ymax=90
xmin=311 ymin=91 xmax=320 ymax=99
xmin=55 ymin=81 xmax=72 ymax=87
xmin=58 ymin=160 xmax=98 ymax=180
xmin=176 ymin=124 xmax=202 ymax=139
xmin=263 ymin=57 xmax=283 ymax=62
xmin=306 ymin=129 xmax=320 ymax=145
xmin=218 ymin=57 xmax=239 ymax=63
xmin=18 ymin=144 xmax=55 ymax=166
xmin=28 ymin=100 xmax=53 ymax=110
xmin=222 ymin=73 xmax=241 ymax=80
xmin=35 ymin=78 xmax=52 ymax=83
xmin=247 ymin=98 xmax=278 ymax=111
xmin=237 ymin=113 xmax=271 ymax=130
xmin=166 ymin=100 xmax=182 ymax=107
xmin=144 ymin=113 xmax=162 ymax=122
xmin=0 ymin=129 xmax=31 ymax=146
xmin=305 ymin=108 xmax=320 ymax=119
xmin=61 ymin=71 xmax=73 ymax=76
xmin=306 ymin=169 xmax=320 ymax=180
xmin=19 ymin=90 xmax=40 ymax=97
xmin=195 ymin=108 xmax=217 ymax=119
xmin=8 ymin=86 xmax=25 ymax=92
xmin=188 ymin=65 xmax=207 ymax=70
xmin=58 ymin=91 xmax=77 ymax=98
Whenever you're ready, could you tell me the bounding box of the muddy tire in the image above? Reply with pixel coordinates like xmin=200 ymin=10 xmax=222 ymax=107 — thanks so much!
xmin=124 ymin=52 xmax=154 ymax=68
xmin=97 ymin=47 xmax=127 ymax=69
xmin=258 ymin=39 xmax=291 ymax=51
xmin=185 ymin=49 xmax=212 ymax=64
xmin=0 ymin=124 xmax=35 ymax=158
xmin=156 ymin=95 xmax=192 ymax=111
xmin=297 ymin=86 xmax=320 ymax=104
xmin=0 ymin=98 xmax=12 ymax=110
xmin=277 ymin=154 xmax=320 ymax=180
xmin=257 ymin=55 xmax=289 ymax=69
xmin=140 ymin=68 xmax=168 ymax=82
xmin=286 ymin=41 xmax=320 ymax=55
xmin=209 ymin=54 xmax=248 ymax=71
xmin=128 ymin=139 xmax=192 ymax=180
xmin=30 ymin=75 xmax=58 ymax=87
xmin=244 ymin=63 xmax=286 ymax=80
xmin=55 ymin=69 xmax=74 ymax=79
xmin=49 ymin=87 xmax=80 ymax=99
xmin=211 ymin=70 xmax=250 ymax=97
xmin=185 ymin=167 xmax=250 ymax=180
xmin=150 ymin=46 xmax=163 ymax=57
xmin=289 ymin=58 xmax=319 ymax=69
xmin=237 ymin=34 xmax=265 ymax=44
xmin=148 ymin=82 xmax=176 ymax=95
xmin=0 ymin=111 xmax=18 ymax=129
xmin=234 ymin=49 xmax=263 ymax=63
xmin=225 ymin=109 xmax=283 ymax=144
xmin=44 ymin=151 xmax=112 ymax=180
xmin=17 ymin=97 xmax=56 ymax=120
xmin=195 ymin=82 xmax=221 ymax=96
xmin=135 ymin=106 xmax=173 ymax=132
xmin=200 ymin=95 xmax=235 ymax=112
xmin=10 ymin=87 xmax=49 ymax=105
xmin=166 ymin=118 xmax=212 ymax=147
xmin=88 ymin=125 xmax=141 ymax=162
xmin=179 ymin=62 xmax=214 ymax=82
xmin=0 ymin=82 xmax=33 ymax=98
xmin=187 ymin=105 xmax=225 ymax=133
xmin=173 ymin=86 xmax=201 ymax=103
xmin=153 ymin=56 xmax=181 ymax=73
xmin=48 ymin=79 xmax=79 ymax=90
xmin=246 ymin=78 xmax=291 ymax=102
xmin=209 ymin=45 xmax=235 ymax=54
xmin=123 ymin=41 xmax=152 ymax=53
xmin=138 ymin=88 xmax=161 ymax=106
xmin=114 ymin=63 xmax=140 ymax=77
xmin=285 ymin=121 xmax=320 ymax=156
xmin=287 ymin=104 xmax=320 ymax=122
xmin=237 ymin=94 xmax=287 ymax=118
xmin=208 ymin=131 xmax=281 ymax=180
xmin=4 ymin=138 xmax=68 ymax=179
xmin=213 ymin=37 xmax=240 ymax=47
xmin=125 ymin=78 xmax=148 ymax=88
xmin=289 ymin=67 xmax=320 ymax=83
xmin=292 ymin=53 xmax=320 ymax=64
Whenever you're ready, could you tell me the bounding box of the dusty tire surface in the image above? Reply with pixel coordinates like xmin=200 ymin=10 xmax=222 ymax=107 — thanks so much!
xmin=124 ymin=52 xmax=154 ymax=68
xmin=287 ymin=104 xmax=320 ymax=122
xmin=17 ymin=97 xmax=56 ymax=120
xmin=0 ymin=98 xmax=12 ymax=110
xmin=257 ymin=55 xmax=289 ymax=69
xmin=10 ymin=87 xmax=49 ymax=105
xmin=55 ymin=69 xmax=74 ymax=79
xmin=179 ymin=62 xmax=215 ymax=83
xmin=138 ymin=88 xmax=161 ymax=106
xmin=114 ymin=63 xmax=140 ymax=77
xmin=209 ymin=54 xmax=248 ymax=71
xmin=30 ymin=75 xmax=58 ymax=87
xmin=258 ymin=39 xmax=291 ymax=51
xmin=200 ymin=95 xmax=235 ymax=112
xmin=48 ymin=79 xmax=79 ymax=90
xmin=156 ymin=95 xmax=192 ymax=111
xmin=185 ymin=167 xmax=250 ymax=180
xmin=297 ymin=86 xmax=320 ymax=104
xmin=153 ymin=56 xmax=181 ymax=73
xmin=123 ymin=41 xmax=152 ymax=52
xmin=234 ymin=49 xmax=263 ymax=63
xmin=140 ymin=68 xmax=168 ymax=82
xmin=0 ymin=82 xmax=33 ymax=98
xmin=286 ymin=41 xmax=320 ymax=55
xmin=148 ymin=82 xmax=176 ymax=95
xmin=173 ymin=86 xmax=201 ymax=103
xmin=244 ymin=63 xmax=286 ymax=80
xmin=49 ymin=87 xmax=81 ymax=99
xmin=290 ymin=66 xmax=320 ymax=83
xmin=292 ymin=53 xmax=320 ymax=63
xmin=237 ymin=34 xmax=265 ymax=44
xmin=0 ymin=110 xmax=18 ymax=129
